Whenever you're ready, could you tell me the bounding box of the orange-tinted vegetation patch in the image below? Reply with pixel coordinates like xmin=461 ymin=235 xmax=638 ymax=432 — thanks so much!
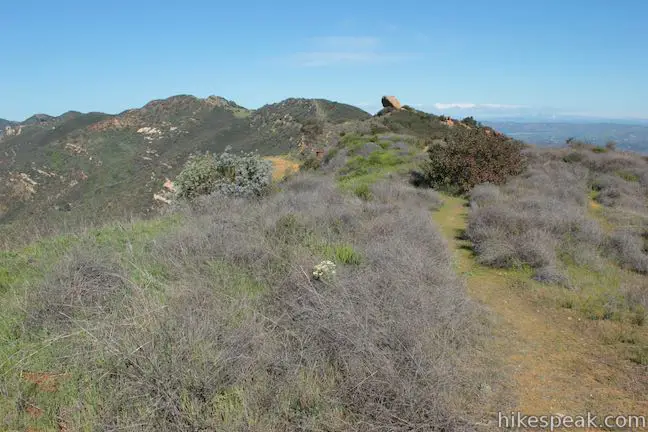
xmin=264 ymin=156 xmax=300 ymax=181
xmin=25 ymin=404 xmax=44 ymax=419
xmin=22 ymin=372 xmax=69 ymax=393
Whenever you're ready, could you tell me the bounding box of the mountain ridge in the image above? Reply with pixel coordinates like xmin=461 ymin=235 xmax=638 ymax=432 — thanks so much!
xmin=0 ymin=94 xmax=509 ymax=230
xmin=0 ymin=95 xmax=373 ymax=225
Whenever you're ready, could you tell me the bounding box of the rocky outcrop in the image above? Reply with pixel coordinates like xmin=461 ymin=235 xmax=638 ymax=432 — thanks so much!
xmin=153 ymin=193 xmax=172 ymax=204
xmin=65 ymin=143 xmax=86 ymax=155
xmin=88 ymin=116 xmax=138 ymax=132
xmin=7 ymin=172 xmax=38 ymax=201
xmin=154 ymin=179 xmax=176 ymax=204
xmin=137 ymin=127 xmax=163 ymax=135
xmin=3 ymin=125 xmax=22 ymax=138
xmin=381 ymin=96 xmax=402 ymax=110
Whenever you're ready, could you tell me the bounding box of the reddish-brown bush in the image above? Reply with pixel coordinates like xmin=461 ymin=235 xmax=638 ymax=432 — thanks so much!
xmin=423 ymin=127 xmax=526 ymax=194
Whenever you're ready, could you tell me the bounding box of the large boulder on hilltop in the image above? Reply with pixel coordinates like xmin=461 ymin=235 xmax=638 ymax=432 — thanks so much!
xmin=381 ymin=95 xmax=402 ymax=110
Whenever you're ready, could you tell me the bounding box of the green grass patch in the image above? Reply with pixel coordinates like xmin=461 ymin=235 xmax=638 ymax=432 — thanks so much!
xmin=341 ymin=150 xmax=404 ymax=177
xmin=337 ymin=148 xmax=413 ymax=191
xmin=628 ymin=345 xmax=648 ymax=365
xmin=92 ymin=214 xmax=182 ymax=254
xmin=616 ymin=170 xmax=640 ymax=182
xmin=330 ymin=244 xmax=362 ymax=265
xmin=353 ymin=183 xmax=372 ymax=201
xmin=0 ymin=234 xmax=81 ymax=294
xmin=306 ymin=238 xmax=362 ymax=266
xmin=338 ymin=132 xmax=377 ymax=152
xmin=207 ymin=259 xmax=266 ymax=298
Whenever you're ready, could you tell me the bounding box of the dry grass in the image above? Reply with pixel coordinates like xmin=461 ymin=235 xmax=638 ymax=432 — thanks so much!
xmin=25 ymin=246 xmax=130 ymax=333
xmin=465 ymin=146 xmax=648 ymax=335
xmin=466 ymin=160 xmax=603 ymax=281
xmin=605 ymin=229 xmax=648 ymax=274
xmin=4 ymin=174 xmax=495 ymax=430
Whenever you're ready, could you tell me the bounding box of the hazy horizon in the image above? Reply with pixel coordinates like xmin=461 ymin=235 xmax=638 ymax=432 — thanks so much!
xmin=3 ymin=93 xmax=648 ymax=127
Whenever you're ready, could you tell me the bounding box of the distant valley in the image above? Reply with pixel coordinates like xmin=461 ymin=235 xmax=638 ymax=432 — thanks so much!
xmin=484 ymin=120 xmax=648 ymax=152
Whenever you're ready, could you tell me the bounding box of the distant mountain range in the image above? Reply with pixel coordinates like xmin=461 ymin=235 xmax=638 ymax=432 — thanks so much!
xmin=0 ymin=95 xmax=373 ymax=225
xmin=0 ymin=95 xmax=512 ymax=227
xmin=6 ymin=93 xmax=647 ymax=228
xmin=483 ymin=121 xmax=648 ymax=153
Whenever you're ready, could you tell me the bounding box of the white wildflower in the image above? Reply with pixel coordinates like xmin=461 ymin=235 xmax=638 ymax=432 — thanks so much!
xmin=312 ymin=260 xmax=336 ymax=281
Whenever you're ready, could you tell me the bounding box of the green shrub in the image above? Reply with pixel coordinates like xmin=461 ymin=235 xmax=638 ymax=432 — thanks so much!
xmin=353 ymin=183 xmax=372 ymax=201
xmin=617 ymin=170 xmax=640 ymax=182
xmin=175 ymin=146 xmax=272 ymax=199
xmin=563 ymin=152 xmax=585 ymax=164
xmin=422 ymin=128 xmax=525 ymax=194
xmin=300 ymin=154 xmax=321 ymax=171
xmin=591 ymin=146 xmax=608 ymax=153
xmin=461 ymin=116 xmax=480 ymax=127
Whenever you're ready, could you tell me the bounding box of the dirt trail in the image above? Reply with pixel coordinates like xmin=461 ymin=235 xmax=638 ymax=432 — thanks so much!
xmin=433 ymin=196 xmax=647 ymax=423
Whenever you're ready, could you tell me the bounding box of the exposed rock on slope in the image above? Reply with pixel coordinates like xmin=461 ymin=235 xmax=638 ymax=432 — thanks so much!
xmin=2 ymin=125 xmax=22 ymax=138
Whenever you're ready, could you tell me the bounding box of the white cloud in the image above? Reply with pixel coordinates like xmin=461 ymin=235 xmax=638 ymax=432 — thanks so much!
xmin=434 ymin=103 xmax=477 ymax=110
xmin=434 ymin=103 xmax=525 ymax=110
xmin=291 ymin=36 xmax=416 ymax=67
xmin=310 ymin=36 xmax=380 ymax=50
xmin=295 ymin=51 xmax=412 ymax=67
xmin=481 ymin=103 xmax=526 ymax=109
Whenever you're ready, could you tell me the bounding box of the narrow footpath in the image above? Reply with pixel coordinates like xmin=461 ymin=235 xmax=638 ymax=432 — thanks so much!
xmin=433 ymin=195 xmax=647 ymax=426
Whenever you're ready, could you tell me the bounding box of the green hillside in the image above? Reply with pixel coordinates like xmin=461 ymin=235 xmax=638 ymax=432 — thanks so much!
xmin=0 ymin=95 xmax=370 ymax=229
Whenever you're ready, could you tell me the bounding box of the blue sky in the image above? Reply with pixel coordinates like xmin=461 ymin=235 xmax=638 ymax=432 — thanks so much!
xmin=1 ymin=0 xmax=647 ymax=121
